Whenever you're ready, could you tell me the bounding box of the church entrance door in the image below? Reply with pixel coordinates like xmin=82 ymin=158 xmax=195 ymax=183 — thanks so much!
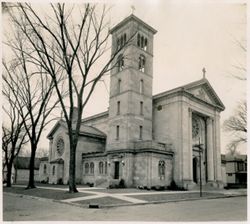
xmin=114 ymin=161 xmax=119 ymax=179
xmin=193 ymin=157 xmax=198 ymax=183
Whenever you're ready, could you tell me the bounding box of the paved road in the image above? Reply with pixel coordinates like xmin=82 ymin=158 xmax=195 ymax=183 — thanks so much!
xmin=3 ymin=193 xmax=247 ymax=221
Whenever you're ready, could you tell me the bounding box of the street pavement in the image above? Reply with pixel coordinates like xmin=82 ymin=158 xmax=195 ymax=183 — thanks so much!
xmin=3 ymin=192 xmax=247 ymax=221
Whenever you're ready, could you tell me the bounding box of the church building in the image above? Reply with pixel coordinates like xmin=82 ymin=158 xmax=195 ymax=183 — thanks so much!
xmin=40 ymin=14 xmax=225 ymax=189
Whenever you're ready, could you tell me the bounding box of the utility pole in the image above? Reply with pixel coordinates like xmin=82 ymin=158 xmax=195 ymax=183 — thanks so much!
xmin=199 ymin=138 xmax=202 ymax=197
xmin=195 ymin=138 xmax=204 ymax=197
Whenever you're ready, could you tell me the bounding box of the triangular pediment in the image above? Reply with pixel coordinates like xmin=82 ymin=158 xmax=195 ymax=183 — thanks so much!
xmin=187 ymin=86 xmax=214 ymax=104
xmin=184 ymin=78 xmax=225 ymax=110
xmin=47 ymin=120 xmax=67 ymax=139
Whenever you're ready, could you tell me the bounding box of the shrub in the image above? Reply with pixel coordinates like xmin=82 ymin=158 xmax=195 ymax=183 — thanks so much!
xmin=118 ymin=179 xmax=126 ymax=188
xmin=167 ymin=180 xmax=187 ymax=191
xmin=108 ymin=184 xmax=117 ymax=189
xmin=57 ymin=178 xmax=64 ymax=185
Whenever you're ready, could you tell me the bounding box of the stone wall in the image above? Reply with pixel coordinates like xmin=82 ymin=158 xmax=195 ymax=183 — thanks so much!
xmin=39 ymin=160 xmax=49 ymax=182
xmin=15 ymin=169 xmax=39 ymax=183
xmin=82 ymin=156 xmax=108 ymax=186
xmin=133 ymin=152 xmax=173 ymax=187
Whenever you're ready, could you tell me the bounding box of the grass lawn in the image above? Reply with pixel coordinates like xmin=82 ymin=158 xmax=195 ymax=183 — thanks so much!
xmin=74 ymin=196 xmax=131 ymax=206
xmin=128 ymin=192 xmax=225 ymax=202
xmin=3 ymin=187 xmax=93 ymax=200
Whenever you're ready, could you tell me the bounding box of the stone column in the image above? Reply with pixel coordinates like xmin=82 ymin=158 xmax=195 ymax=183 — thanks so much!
xmin=206 ymin=117 xmax=214 ymax=182
xmin=215 ymin=112 xmax=222 ymax=183
xmin=188 ymin=108 xmax=193 ymax=181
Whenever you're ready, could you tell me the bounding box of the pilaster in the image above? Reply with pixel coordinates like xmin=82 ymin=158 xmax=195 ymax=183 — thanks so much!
xmin=206 ymin=117 xmax=215 ymax=182
xmin=49 ymin=138 xmax=53 ymax=162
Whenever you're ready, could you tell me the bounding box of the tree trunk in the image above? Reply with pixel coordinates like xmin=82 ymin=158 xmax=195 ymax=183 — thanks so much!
xmin=68 ymin=137 xmax=78 ymax=193
xmin=26 ymin=145 xmax=36 ymax=189
xmin=6 ymin=160 xmax=14 ymax=187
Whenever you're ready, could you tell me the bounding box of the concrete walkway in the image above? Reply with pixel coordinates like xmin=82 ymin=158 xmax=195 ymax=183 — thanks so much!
xmin=12 ymin=184 xmax=247 ymax=205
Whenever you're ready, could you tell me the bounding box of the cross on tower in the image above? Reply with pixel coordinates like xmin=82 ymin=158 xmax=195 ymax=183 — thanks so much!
xmin=131 ymin=5 xmax=135 ymax=14
xmin=202 ymin=67 xmax=206 ymax=78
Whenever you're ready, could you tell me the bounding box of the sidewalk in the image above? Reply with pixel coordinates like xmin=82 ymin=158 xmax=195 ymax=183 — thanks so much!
xmin=3 ymin=184 xmax=247 ymax=208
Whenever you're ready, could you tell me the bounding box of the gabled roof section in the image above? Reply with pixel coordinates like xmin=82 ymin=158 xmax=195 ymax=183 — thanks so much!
xmin=153 ymin=78 xmax=225 ymax=111
xmin=47 ymin=119 xmax=106 ymax=139
xmin=81 ymin=111 xmax=109 ymax=123
xmin=110 ymin=14 xmax=157 ymax=34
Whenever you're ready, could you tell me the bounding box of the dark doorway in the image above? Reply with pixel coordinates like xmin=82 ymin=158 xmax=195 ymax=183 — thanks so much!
xmin=114 ymin=162 xmax=119 ymax=179
xmin=193 ymin=157 xmax=198 ymax=183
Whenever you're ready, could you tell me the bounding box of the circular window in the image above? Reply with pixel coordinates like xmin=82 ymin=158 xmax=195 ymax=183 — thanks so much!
xmin=56 ymin=138 xmax=64 ymax=156
xmin=157 ymin=105 xmax=162 ymax=111
xmin=192 ymin=118 xmax=200 ymax=138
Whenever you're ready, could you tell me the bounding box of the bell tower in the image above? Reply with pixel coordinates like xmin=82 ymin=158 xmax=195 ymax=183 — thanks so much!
xmin=107 ymin=15 xmax=157 ymax=151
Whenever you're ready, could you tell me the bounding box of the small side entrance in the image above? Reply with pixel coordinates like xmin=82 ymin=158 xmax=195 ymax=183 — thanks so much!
xmin=193 ymin=157 xmax=198 ymax=183
xmin=114 ymin=161 xmax=119 ymax=179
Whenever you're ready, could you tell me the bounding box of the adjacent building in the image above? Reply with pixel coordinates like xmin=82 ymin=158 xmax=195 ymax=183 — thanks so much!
xmin=224 ymin=154 xmax=247 ymax=188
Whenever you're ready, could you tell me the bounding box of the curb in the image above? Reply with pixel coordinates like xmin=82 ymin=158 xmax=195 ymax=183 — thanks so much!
xmin=97 ymin=194 xmax=246 ymax=208
xmin=56 ymin=194 xmax=247 ymax=209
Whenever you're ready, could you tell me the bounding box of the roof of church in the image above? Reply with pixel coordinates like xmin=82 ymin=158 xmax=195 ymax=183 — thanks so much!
xmin=47 ymin=120 xmax=106 ymax=139
xmin=14 ymin=157 xmax=40 ymax=170
xmin=110 ymin=14 xmax=157 ymax=34
xmin=50 ymin=158 xmax=64 ymax=164
xmin=153 ymin=78 xmax=225 ymax=111
xmin=81 ymin=111 xmax=108 ymax=123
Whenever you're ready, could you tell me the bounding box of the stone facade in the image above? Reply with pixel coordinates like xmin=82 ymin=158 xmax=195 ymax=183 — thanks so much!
xmin=41 ymin=14 xmax=225 ymax=189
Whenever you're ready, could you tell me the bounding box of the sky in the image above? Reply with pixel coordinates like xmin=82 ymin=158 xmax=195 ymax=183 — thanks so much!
xmin=84 ymin=1 xmax=247 ymax=154
xmin=2 ymin=1 xmax=247 ymax=155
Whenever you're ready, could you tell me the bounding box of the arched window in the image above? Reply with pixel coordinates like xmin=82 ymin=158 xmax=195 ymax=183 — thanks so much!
xmin=141 ymin=36 xmax=144 ymax=49
xmin=118 ymin=79 xmax=121 ymax=93
xmin=116 ymin=125 xmax=120 ymax=140
xmin=52 ymin=166 xmax=55 ymax=176
xmin=90 ymin=162 xmax=94 ymax=174
xmin=117 ymin=101 xmax=120 ymax=115
xmin=144 ymin=38 xmax=148 ymax=51
xmin=139 ymin=125 xmax=143 ymax=140
xmin=140 ymin=79 xmax=144 ymax=94
xmin=139 ymin=55 xmax=146 ymax=72
xmin=99 ymin=161 xmax=104 ymax=174
xmin=117 ymin=54 xmax=124 ymax=72
xmin=140 ymin=101 xmax=143 ymax=115
xmin=85 ymin=163 xmax=89 ymax=174
xmin=44 ymin=164 xmax=47 ymax=174
xmin=117 ymin=39 xmax=120 ymax=49
xmin=137 ymin=33 xmax=148 ymax=51
xmin=158 ymin=160 xmax=165 ymax=177
xmin=137 ymin=34 xmax=141 ymax=47
xmin=105 ymin=162 xmax=107 ymax=174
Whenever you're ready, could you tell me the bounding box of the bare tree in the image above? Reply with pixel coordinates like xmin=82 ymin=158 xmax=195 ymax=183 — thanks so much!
xmin=224 ymin=28 xmax=246 ymax=154
xmin=223 ymin=100 xmax=247 ymax=154
xmin=2 ymin=30 xmax=61 ymax=188
xmin=2 ymin=91 xmax=29 ymax=187
xmin=6 ymin=3 xmax=135 ymax=192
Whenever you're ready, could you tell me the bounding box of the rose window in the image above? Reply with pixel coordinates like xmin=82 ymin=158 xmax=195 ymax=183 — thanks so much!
xmin=192 ymin=118 xmax=200 ymax=138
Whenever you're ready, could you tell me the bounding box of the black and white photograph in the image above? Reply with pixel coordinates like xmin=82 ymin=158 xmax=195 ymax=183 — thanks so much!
xmin=1 ymin=0 xmax=247 ymax=222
